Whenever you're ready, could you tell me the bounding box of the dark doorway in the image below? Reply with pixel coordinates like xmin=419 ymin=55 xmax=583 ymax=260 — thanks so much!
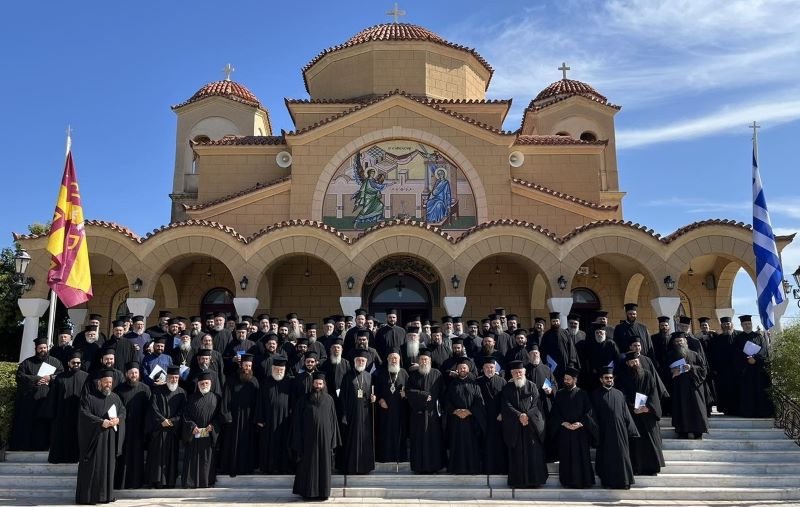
xmin=571 ymin=287 xmax=601 ymax=332
xmin=368 ymin=273 xmax=432 ymax=326
xmin=201 ymin=287 xmax=236 ymax=318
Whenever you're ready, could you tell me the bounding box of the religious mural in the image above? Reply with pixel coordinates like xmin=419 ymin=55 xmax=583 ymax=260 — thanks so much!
xmin=322 ymin=140 xmax=477 ymax=231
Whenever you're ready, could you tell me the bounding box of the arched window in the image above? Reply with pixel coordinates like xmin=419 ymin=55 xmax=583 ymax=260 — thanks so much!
xmin=368 ymin=274 xmax=431 ymax=324
xmin=191 ymin=135 xmax=211 ymax=174
xmin=572 ymin=287 xmax=599 ymax=305
xmin=570 ymin=287 xmax=601 ymax=331
xmin=580 ymin=131 xmax=597 ymax=142
xmin=201 ymin=287 xmax=235 ymax=319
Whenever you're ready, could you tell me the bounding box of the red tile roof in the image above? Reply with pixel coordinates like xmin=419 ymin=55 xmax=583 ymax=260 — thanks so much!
xmin=172 ymin=80 xmax=262 ymax=110
xmin=514 ymin=134 xmax=607 ymax=146
xmin=193 ymin=135 xmax=286 ymax=146
xmin=526 ymin=79 xmax=621 ymax=113
xmin=302 ymin=23 xmax=494 ymax=92
xmin=285 ymin=96 xmax=511 ymax=105
xmin=512 ymin=178 xmax=618 ymax=210
xmin=183 ymin=176 xmax=291 ymax=211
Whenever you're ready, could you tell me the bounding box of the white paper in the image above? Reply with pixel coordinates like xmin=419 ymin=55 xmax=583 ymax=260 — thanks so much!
xmin=669 ymin=358 xmax=687 ymax=369
xmin=179 ymin=364 xmax=190 ymax=380
xmin=37 ymin=362 xmax=57 ymax=377
xmin=149 ymin=364 xmax=165 ymax=380
xmin=546 ymin=355 xmax=558 ymax=372
xmin=634 ymin=392 xmax=648 ymax=409
xmin=743 ymin=340 xmax=762 ymax=356
xmin=336 ymin=388 xmax=341 ymax=397
xmin=543 ymin=378 xmax=553 ymax=390
xmin=606 ymin=360 xmax=615 ymax=368
xmin=107 ymin=404 xmax=118 ymax=432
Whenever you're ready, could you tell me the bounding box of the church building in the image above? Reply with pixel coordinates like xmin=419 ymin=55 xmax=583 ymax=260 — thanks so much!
xmin=14 ymin=22 xmax=794 ymax=356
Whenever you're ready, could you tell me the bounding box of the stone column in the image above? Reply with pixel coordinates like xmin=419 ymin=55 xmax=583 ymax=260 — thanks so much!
xmin=651 ymin=297 xmax=681 ymax=331
xmin=443 ymin=297 xmax=467 ymax=318
xmin=547 ymin=297 xmax=573 ymax=329
xmin=67 ymin=308 xmax=88 ymax=335
xmin=126 ymin=298 xmax=156 ymax=326
xmin=17 ymin=298 xmax=51 ymax=363
xmin=339 ymin=297 xmax=362 ymax=317
xmin=233 ymin=298 xmax=260 ymax=321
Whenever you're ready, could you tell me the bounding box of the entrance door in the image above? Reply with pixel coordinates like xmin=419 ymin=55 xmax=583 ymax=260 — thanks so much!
xmin=570 ymin=287 xmax=601 ymax=331
xmin=368 ymin=274 xmax=432 ymax=325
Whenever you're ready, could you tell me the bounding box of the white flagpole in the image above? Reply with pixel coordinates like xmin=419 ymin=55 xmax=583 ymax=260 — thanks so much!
xmin=46 ymin=126 xmax=71 ymax=346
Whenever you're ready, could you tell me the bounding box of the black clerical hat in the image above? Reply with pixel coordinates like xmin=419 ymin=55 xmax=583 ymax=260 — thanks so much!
xmin=196 ymin=371 xmax=214 ymax=382
xmin=564 ymin=366 xmax=580 ymax=378
xmin=304 ymin=351 xmax=318 ymax=359
xmin=678 ymin=316 xmax=692 ymax=325
xmin=240 ymin=354 xmax=254 ymax=362
xmin=548 ymin=312 xmax=560 ymax=319
xmin=739 ymin=315 xmax=752 ymax=322
xmin=33 ymin=336 xmax=48 ymax=346
xmin=353 ymin=350 xmax=370 ymax=359
xmin=124 ymin=361 xmax=140 ymax=371
xmin=451 ymin=337 xmax=464 ymax=345
xmin=508 ymin=360 xmax=525 ymax=370
xmin=698 ymin=317 xmax=711 ymax=324
xmin=98 ymin=368 xmax=116 ymax=379
xmin=625 ymin=351 xmax=640 ymax=361
xmin=313 ymin=372 xmax=327 ymax=381
xmin=235 ymin=322 xmax=249 ymax=330
xmin=158 ymin=311 xmax=172 ymax=318
xmin=720 ymin=316 xmax=732 ymax=323
xmin=514 ymin=328 xmax=527 ymax=336
xmin=534 ymin=317 xmax=546 ymax=324
xmin=624 ymin=303 xmax=638 ymax=312
xmin=112 ymin=320 xmax=125 ymax=328
xmin=196 ymin=348 xmax=212 ymax=357
xmin=657 ymin=316 xmax=670 ymax=323
xmin=598 ymin=366 xmax=614 ymax=376
xmin=271 ymin=355 xmax=288 ymax=366
xmin=167 ymin=366 xmax=181 ymax=376
xmin=89 ymin=313 xmax=103 ymax=320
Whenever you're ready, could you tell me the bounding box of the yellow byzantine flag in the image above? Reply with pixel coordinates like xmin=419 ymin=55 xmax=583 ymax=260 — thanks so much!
xmin=46 ymin=147 xmax=92 ymax=307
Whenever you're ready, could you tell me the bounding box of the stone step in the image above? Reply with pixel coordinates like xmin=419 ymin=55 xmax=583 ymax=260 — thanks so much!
xmin=660 ymin=461 xmax=800 ymax=474
xmin=634 ymin=474 xmax=800 ymax=488
xmin=660 ymin=428 xmax=786 ymax=440
xmin=4 ymin=451 xmax=49 ymax=463
xmin=492 ymin=485 xmax=800 ymax=501
xmin=661 ymin=450 xmax=800 ymax=462
xmin=0 ymin=462 xmax=78 ymax=475
xmin=662 ymin=438 xmax=796 ymax=451
xmin=118 ymin=487 xmax=343 ymax=500
xmin=659 ymin=418 xmax=775 ymax=429
xmin=0 ymin=474 xmax=75 ymax=487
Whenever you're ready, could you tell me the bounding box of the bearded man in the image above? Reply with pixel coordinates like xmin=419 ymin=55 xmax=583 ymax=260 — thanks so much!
xmin=667 ymin=332 xmax=708 ymax=439
xmin=406 ymin=349 xmax=445 ymax=473
xmin=113 ymin=362 xmax=151 ymax=489
xmin=373 ymin=350 xmax=409 ymax=463
xmin=338 ymin=351 xmax=376 ymax=474
xmin=146 ymin=366 xmax=186 ymax=488
xmin=220 ymin=354 xmax=260 ymax=476
xmin=255 ymin=356 xmax=294 ymax=474
xmin=11 ymin=337 xmax=63 ymax=450
xmin=182 ymin=372 xmax=223 ymax=488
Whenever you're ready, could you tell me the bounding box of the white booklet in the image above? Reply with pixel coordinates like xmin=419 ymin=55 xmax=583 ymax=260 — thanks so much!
xmin=743 ymin=340 xmax=762 ymax=356
xmin=634 ymin=392 xmax=648 ymax=410
xmin=669 ymin=358 xmax=687 ymax=369
xmin=179 ymin=364 xmax=190 ymax=380
xmin=107 ymin=404 xmax=118 ymax=432
xmin=546 ymin=355 xmax=558 ymax=373
xmin=37 ymin=362 xmax=57 ymax=378
xmin=149 ymin=364 xmax=166 ymax=381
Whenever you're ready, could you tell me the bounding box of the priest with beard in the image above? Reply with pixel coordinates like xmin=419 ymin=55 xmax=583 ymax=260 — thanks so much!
xmin=343 ymin=309 xmax=370 ymax=353
xmin=373 ymin=350 xmax=409 ymax=463
xmin=146 ymin=366 xmax=185 ymax=488
xmin=305 ymin=324 xmax=328 ymax=364
xmin=171 ymin=331 xmax=195 ymax=372
xmin=551 ymin=367 xmax=597 ymax=489
xmin=75 ymin=369 xmax=125 ymax=505
xmin=406 ymin=349 xmax=445 ymax=473
xmin=189 ymin=348 xmax=224 ymax=396
xmin=505 ymin=329 xmax=533 ymax=368
xmin=527 ymin=317 xmax=546 ymax=350
xmin=476 ymin=357 xmax=508 ymax=474
xmin=182 ymin=372 xmax=223 ymax=488
xmin=255 ymin=356 xmax=294 ymax=474
xmin=338 ymin=351 xmax=376 ymax=474
xmin=616 ymin=352 xmax=664 ymax=475
xmin=50 ymin=328 xmax=75 ymax=368
xmin=591 ymin=367 xmax=639 ymax=489
xmin=10 ymin=337 xmax=63 ymax=451
xmin=524 ymin=344 xmax=557 ymax=440
xmin=479 ymin=335 xmax=506 ymax=374
xmin=585 ymin=326 xmax=619 ymax=392
xmin=444 ymin=357 xmax=486 ymax=474
xmin=614 ymin=303 xmax=654 ymax=360
xmin=292 ymin=351 xmax=319 ymax=400
xmin=733 ymin=315 xmax=773 ymax=417
xmin=222 ymin=322 xmax=256 ymax=376
xmin=667 ymin=332 xmax=708 ymax=439
xmin=489 ymin=314 xmax=513 ymax=356
xmin=75 ymin=324 xmax=102 ymax=372
xmin=47 ymin=350 xmax=88 ymax=463
xmin=709 ymin=316 xmax=738 ymax=415
xmin=501 ymin=360 xmax=549 ymax=489
xmin=252 ymin=334 xmax=280 ymax=383
xmin=142 ymin=337 xmax=174 ymax=387
xmin=539 ymin=312 xmax=580 ymax=384
xmin=650 ymin=316 xmax=674 ymax=411
xmin=209 ymin=312 xmax=233 ymax=353
xmin=374 ymin=309 xmax=406 ymax=361
xmin=105 ymin=320 xmax=138 ymax=373
xmin=400 ymin=327 xmax=423 ymax=371
xmin=346 ymin=329 xmax=382 ymax=373
xmin=440 ymin=337 xmax=477 ymax=385
xmin=114 ymin=362 xmax=151 ymax=489
xmin=123 ymin=316 xmax=150 ymax=362
xmin=320 ymin=338 xmax=350 ymax=419
xmin=425 ymin=326 xmax=451 ymax=370
xmin=220 ymin=353 xmax=260 ymax=476
xmin=292 ymin=373 xmax=341 ymax=500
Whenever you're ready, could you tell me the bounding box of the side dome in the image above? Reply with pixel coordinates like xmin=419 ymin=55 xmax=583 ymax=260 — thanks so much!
xmin=530 ymin=78 xmax=609 ymax=108
xmin=172 ymin=79 xmax=262 ymax=110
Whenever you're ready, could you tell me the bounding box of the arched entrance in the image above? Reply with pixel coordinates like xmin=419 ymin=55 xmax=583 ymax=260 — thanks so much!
xmin=364 ymin=256 xmax=438 ymax=324
xmin=201 ymin=287 xmax=236 ymax=318
xmin=571 ymin=287 xmax=601 ymax=331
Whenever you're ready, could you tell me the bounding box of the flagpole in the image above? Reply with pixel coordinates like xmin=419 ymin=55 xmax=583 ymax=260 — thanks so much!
xmin=46 ymin=126 xmax=71 ymax=346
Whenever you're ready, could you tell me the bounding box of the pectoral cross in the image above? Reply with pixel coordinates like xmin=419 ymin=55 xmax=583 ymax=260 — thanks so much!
xmin=558 ymin=62 xmax=571 ymax=80
xmin=223 ymin=63 xmax=234 ymax=81
xmin=386 ymin=2 xmax=406 ymax=23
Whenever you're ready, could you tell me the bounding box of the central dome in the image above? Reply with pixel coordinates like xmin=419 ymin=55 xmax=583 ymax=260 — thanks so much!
xmin=302 ymin=23 xmax=493 ymax=101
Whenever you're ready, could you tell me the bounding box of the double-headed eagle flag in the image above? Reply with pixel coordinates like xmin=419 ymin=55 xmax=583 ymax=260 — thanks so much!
xmin=46 ymin=141 xmax=92 ymax=307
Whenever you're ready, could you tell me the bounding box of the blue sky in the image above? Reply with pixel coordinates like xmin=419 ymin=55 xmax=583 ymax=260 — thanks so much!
xmin=1 ymin=0 xmax=798 ymax=326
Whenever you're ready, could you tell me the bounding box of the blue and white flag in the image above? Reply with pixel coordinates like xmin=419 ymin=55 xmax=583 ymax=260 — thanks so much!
xmin=752 ymin=133 xmax=784 ymax=330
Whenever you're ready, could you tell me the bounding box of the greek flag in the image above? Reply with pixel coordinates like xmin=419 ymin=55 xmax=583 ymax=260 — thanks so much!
xmin=752 ymin=134 xmax=784 ymax=330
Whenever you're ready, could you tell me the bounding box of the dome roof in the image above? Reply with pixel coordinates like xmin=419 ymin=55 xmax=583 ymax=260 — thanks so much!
xmin=303 ymin=23 xmax=493 ymax=76
xmin=172 ymin=79 xmax=262 ymax=110
xmin=531 ymin=78 xmax=609 ymax=107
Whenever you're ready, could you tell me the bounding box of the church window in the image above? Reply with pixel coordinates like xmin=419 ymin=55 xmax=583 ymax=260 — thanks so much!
xmin=201 ymin=287 xmax=235 ymax=318
xmin=580 ymin=131 xmax=597 ymax=142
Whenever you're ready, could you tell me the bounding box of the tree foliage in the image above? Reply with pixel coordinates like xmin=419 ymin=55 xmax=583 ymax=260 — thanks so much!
xmin=0 ymin=247 xmax=23 ymax=361
xmin=770 ymin=323 xmax=800 ymax=400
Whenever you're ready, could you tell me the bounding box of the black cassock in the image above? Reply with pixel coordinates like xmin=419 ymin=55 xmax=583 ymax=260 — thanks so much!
xmin=476 ymin=373 xmax=508 ymax=474
xmin=292 ymin=391 xmax=341 ymax=500
xmin=374 ymin=324 xmax=406 ymax=361
xmin=146 ymin=384 xmax=186 ymax=487
xmin=443 ymin=377 xmax=486 ymax=474
xmin=338 ymin=369 xmax=376 ymax=474
xmin=539 ymin=329 xmax=580 ymax=383
xmin=113 ymin=381 xmax=151 ymax=489
xmin=501 ymin=380 xmax=548 ymax=488
xmin=614 ymin=321 xmax=654 ymax=359
xmin=75 ymin=389 xmax=126 ymax=505
xmin=320 ymin=358 xmax=351 ymax=421
xmin=667 ymin=349 xmax=708 ymax=435
xmin=708 ymin=331 xmax=738 ymax=415
xmin=406 ymin=369 xmax=445 ymax=473
xmin=220 ymin=374 xmax=260 ymax=476
xmin=591 ymin=386 xmax=639 ymax=489
xmin=103 ymin=337 xmax=137 ymax=373
xmin=373 ymin=367 xmax=409 ymax=463
xmin=550 ymin=386 xmax=597 ymax=488
xmin=733 ymin=331 xmax=774 ymax=417
xmin=10 ymin=354 xmax=63 ymax=451
xmin=616 ymin=367 xmax=664 ymax=475
xmin=182 ymin=391 xmax=223 ymax=488
xmin=525 ymin=362 xmax=558 ymax=461
xmin=254 ymin=375 xmax=294 ymax=473
xmin=584 ymin=339 xmax=619 ymax=391
xmin=46 ymin=369 xmax=88 ymax=463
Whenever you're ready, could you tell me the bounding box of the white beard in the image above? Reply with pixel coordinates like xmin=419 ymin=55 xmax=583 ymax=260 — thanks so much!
xmin=85 ymin=335 xmax=98 ymax=344
xmin=308 ymin=336 xmax=316 ymax=343
xmin=418 ymin=364 xmax=431 ymax=375
xmin=135 ymin=330 xmax=144 ymax=336
xmin=199 ymin=363 xmax=209 ymax=371
xmin=513 ymin=377 xmax=526 ymax=388
xmin=214 ymin=325 xmax=224 ymax=331
xmin=330 ymin=354 xmax=342 ymax=365
xmin=388 ymin=364 xmax=400 ymax=374
xmin=406 ymin=341 xmax=420 ymax=357
xmin=532 ymin=358 xmax=541 ymax=365
xmin=198 ymin=385 xmax=211 ymax=395
xmin=167 ymin=381 xmax=179 ymax=392
xmin=180 ymin=342 xmax=192 ymax=352
xmin=271 ymin=371 xmax=285 ymax=381
xmin=354 ymin=363 xmax=366 ymax=373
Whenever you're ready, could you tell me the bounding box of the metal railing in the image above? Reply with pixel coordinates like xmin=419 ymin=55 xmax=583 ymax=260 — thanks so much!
xmin=773 ymin=387 xmax=800 ymax=446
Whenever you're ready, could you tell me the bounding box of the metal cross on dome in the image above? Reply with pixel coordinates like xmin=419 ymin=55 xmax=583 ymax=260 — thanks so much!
xmin=223 ymin=63 xmax=234 ymax=81
xmin=386 ymin=2 xmax=406 ymax=23
xmin=559 ymin=62 xmax=571 ymax=80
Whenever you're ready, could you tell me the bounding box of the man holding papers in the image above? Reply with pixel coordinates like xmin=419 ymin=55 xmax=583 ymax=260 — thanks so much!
xmin=666 ymin=332 xmax=708 ymax=439
xmin=10 ymin=336 xmax=64 ymax=451
xmin=76 ymin=368 xmax=126 ymax=505
xmin=733 ymin=315 xmax=774 ymax=417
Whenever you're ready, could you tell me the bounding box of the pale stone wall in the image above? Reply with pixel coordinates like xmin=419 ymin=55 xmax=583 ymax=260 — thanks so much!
xmin=509 ymin=195 xmax=592 ymax=235
xmin=267 ymin=256 xmax=342 ymax=324
xmin=513 ymin=152 xmax=604 ymax=203
xmin=463 ymin=257 xmax=532 ymax=323
xmin=196 ymin=151 xmax=288 ymax=203
xmin=198 ymin=192 xmax=291 ymax=237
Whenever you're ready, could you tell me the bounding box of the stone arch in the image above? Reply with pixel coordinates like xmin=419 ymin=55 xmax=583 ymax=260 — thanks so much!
xmin=716 ymin=260 xmax=744 ymax=309
xmin=532 ymin=273 xmax=548 ymax=312
xmin=156 ymin=273 xmax=179 ymax=309
xmin=264 ymin=253 xmax=343 ymax=322
xmin=84 ymin=230 xmax=141 ymax=286
xmin=665 ymin=228 xmax=757 ymax=279
xmin=463 ymin=253 xmax=544 ymax=323
xmin=310 ymin=126 xmax=489 ymax=223
xmin=624 ymin=273 xmax=646 ymax=305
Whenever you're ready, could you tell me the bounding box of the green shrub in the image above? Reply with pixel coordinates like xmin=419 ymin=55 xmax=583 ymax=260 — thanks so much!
xmin=770 ymin=323 xmax=800 ymax=401
xmin=0 ymin=361 xmax=16 ymax=446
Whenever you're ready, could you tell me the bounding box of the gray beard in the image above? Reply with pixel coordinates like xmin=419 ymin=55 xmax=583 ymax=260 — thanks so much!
xmin=330 ymin=354 xmax=342 ymax=365
xmin=167 ymin=381 xmax=179 ymax=392
xmin=272 ymin=371 xmax=285 ymax=381
xmin=214 ymin=325 xmax=224 ymax=331
xmin=513 ymin=377 xmax=526 ymax=388
xmin=86 ymin=335 xmax=98 ymax=343
xmin=198 ymin=386 xmax=211 ymax=395
xmin=388 ymin=364 xmax=400 ymax=374
xmin=677 ymin=345 xmax=689 ymax=357
xmin=180 ymin=342 xmax=192 ymax=352
xmin=532 ymin=358 xmax=541 ymax=365
xmin=418 ymin=364 xmax=431 ymax=375
xmin=595 ymin=336 xmax=606 ymax=342
xmin=199 ymin=364 xmax=209 ymax=371
xmin=354 ymin=364 xmax=366 ymax=373
xmin=101 ymin=387 xmax=112 ymax=396
xmin=406 ymin=341 xmax=420 ymax=356
xmin=308 ymin=336 xmax=316 ymax=343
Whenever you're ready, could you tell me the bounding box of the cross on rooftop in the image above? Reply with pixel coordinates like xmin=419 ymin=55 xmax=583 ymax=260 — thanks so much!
xmin=750 ymin=121 xmax=760 ymax=142
xmin=386 ymin=2 xmax=406 ymax=23
xmin=223 ymin=63 xmax=234 ymax=81
xmin=558 ymin=62 xmax=571 ymax=80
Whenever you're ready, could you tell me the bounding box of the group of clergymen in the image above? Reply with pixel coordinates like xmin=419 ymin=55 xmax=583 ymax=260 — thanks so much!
xmin=10 ymin=302 xmax=772 ymax=504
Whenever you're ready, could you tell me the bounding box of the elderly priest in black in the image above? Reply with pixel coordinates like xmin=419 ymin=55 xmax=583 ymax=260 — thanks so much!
xmin=502 ymin=360 xmax=549 ymax=488
xmin=11 ymin=337 xmax=63 ymax=451
xmin=477 ymin=357 xmax=508 ymax=474
xmin=338 ymin=350 xmax=376 ymax=474
xmin=406 ymin=349 xmax=445 ymax=473
xmin=220 ymin=353 xmax=260 ymax=476
xmin=733 ymin=314 xmax=774 ymax=417
xmin=47 ymin=350 xmax=88 ymax=463
xmin=182 ymin=371 xmax=223 ymax=488
xmin=444 ymin=357 xmax=486 ymax=474
xmin=146 ymin=366 xmax=186 ymax=488
xmin=255 ymin=355 xmax=295 ymax=474
xmin=551 ymin=366 xmax=597 ymax=488
xmin=75 ymin=369 xmax=125 ymax=505
xmin=113 ymin=361 xmax=151 ymax=489
xmin=373 ymin=350 xmax=409 ymax=463
xmin=616 ymin=351 xmax=665 ymax=475
xmin=292 ymin=372 xmax=341 ymax=500
xmin=667 ymin=332 xmax=708 ymax=439
xmin=592 ymin=367 xmax=640 ymax=489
